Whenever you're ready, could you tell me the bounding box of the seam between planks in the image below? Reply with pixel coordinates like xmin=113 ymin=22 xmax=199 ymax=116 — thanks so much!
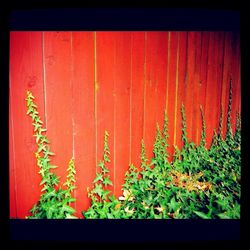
xmin=42 ymin=32 xmax=48 ymax=128
xmin=143 ymin=32 xmax=147 ymax=139
xmin=129 ymin=33 xmax=133 ymax=165
xmin=173 ymin=32 xmax=180 ymax=146
xmin=165 ymin=32 xmax=171 ymax=112
xmin=94 ymin=32 xmax=98 ymax=171
xmin=9 ymin=73 xmax=18 ymax=218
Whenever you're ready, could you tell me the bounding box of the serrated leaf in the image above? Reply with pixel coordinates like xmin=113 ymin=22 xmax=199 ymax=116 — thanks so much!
xmin=47 ymin=151 xmax=55 ymax=156
xmin=93 ymin=183 xmax=104 ymax=197
xmin=41 ymin=185 xmax=49 ymax=192
xmin=217 ymin=213 xmax=231 ymax=219
xmin=62 ymin=205 xmax=75 ymax=214
xmin=40 ymin=178 xmax=48 ymax=186
xmin=103 ymin=177 xmax=113 ymax=187
xmin=193 ymin=211 xmax=211 ymax=219
xmin=107 ymin=213 xmax=114 ymax=219
xmin=93 ymin=173 xmax=103 ymax=183
xmin=65 ymin=213 xmax=77 ymax=219
xmin=38 ymin=144 xmax=46 ymax=153
xmin=48 ymin=164 xmax=57 ymax=169
xmin=98 ymin=161 xmax=105 ymax=168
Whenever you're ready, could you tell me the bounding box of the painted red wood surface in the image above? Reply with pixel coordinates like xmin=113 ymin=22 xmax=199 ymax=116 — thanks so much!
xmin=9 ymin=31 xmax=241 ymax=218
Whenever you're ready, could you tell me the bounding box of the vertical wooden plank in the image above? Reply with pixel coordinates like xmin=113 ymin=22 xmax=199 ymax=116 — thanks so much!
xmin=9 ymin=32 xmax=44 ymax=218
xmin=96 ymin=32 xmax=116 ymax=194
xmin=166 ymin=32 xmax=178 ymax=159
xmin=205 ymin=32 xmax=220 ymax=147
xmin=221 ymin=32 xmax=233 ymax=139
xmin=9 ymin=101 xmax=17 ymax=218
xmin=212 ymin=33 xmax=222 ymax=138
xmin=192 ymin=32 xmax=202 ymax=145
xmin=43 ymin=32 xmax=73 ymax=192
xmin=113 ymin=32 xmax=131 ymax=196
xmin=144 ymin=32 xmax=162 ymax=160
xmin=71 ymin=32 xmax=96 ymax=216
xmin=131 ymin=32 xmax=145 ymax=168
xmin=175 ymin=32 xmax=188 ymax=150
xmin=184 ymin=32 xmax=195 ymax=145
xmin=215 ymin=32 xmax=225 ymax=135
xmin=230 ymin=32 xmax=241 ymax=133
xmin=235 ymin=32 xmax=241 ymax=116
xmin=199 ymin=32 xmax=209 ymax=145
xmin=199 ymin=32 xmax=210 ymax=110
xmin=154 ymin=32 xmax=168 ymax=141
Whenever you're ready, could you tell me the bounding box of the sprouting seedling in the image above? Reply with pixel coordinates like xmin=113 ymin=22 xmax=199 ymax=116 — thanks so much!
xmin=226 ymin=79 xmax=234 ymax=145
xmin=181 ymin=103 xmax=188 ymax=148
xmin=200 ymin=105 xmax=206 ymax=147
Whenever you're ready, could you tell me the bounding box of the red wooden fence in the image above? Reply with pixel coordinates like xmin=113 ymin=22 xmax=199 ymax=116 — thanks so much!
xmin=9 ymin=31 xmax=241 ymax=218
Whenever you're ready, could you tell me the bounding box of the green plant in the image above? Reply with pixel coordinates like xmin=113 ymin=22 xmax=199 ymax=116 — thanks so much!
xmin=83 ymin=80 xmax=240 ymax=219
xmin=118 ymin=112 xmax=174 ymax=219
xmin=82 ymin=131 xmax=122 ymax=219
xmin=26 ymin=91 xmax=77 ymax=219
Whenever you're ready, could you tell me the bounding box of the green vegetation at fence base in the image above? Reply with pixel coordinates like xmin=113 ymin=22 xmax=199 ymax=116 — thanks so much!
xmin=26 ymin=91 xmax=77 ymax=219
xmin=25 ymin=79 xmax=241 ymax=219
xmin=83 ymin=80 xmax=241 ymax=219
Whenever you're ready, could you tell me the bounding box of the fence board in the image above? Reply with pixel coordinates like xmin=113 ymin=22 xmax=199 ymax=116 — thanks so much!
xmin=175 ymin=32 xmax=188 ymax=151
xmin=130 ymin=32 xmax=145 ymax=169
xmin=166 ymin=32 xmax=178 ymax=159
xmin=71 ymin=32 xmax=96 ymax=216
xmin=43 ymin=32 xmax=73 ymax=194
xmin=144 ymin=32 xmax=162 ymax=160
xmin=96 ymin=32 xmax=116 ymax=194
xmin=9 ymin=32 xmax=44 ymax=218
xmin=114 ymin=32 xmax=131 ymax=196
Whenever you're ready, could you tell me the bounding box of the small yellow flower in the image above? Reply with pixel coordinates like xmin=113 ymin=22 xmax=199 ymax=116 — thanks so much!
xmin=155 ymin=206 xmax=164 ymax=213
xmin=115 ymin=203 xmax=121 ymax=210
xmin=123 ymin=189 xmax=134 ymax=201
xmin=141 ymin=201 xmax=149 ymax=209
xmin=125 ymin=206 xmax=135 ymax=214
xmin=35 ymin=152 xmax=40 ymax=158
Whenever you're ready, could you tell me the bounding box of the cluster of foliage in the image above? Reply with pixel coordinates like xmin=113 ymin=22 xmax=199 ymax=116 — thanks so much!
xmin=26 ymin=91 xmax=77 ymax=219
xmin=26 ymin=80 xmax=240 ymax=219
xmin=84 ymin=81 xmax=241 ymax=219
xmin=82 ymin=131 xmax=122 ymax=219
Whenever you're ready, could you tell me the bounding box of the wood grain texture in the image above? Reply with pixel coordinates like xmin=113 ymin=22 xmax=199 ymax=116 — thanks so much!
xmin=71 ymin=32 xmax=96 ymax=216
xmin=43 ymin=31 xmax=73 ymax=190
xmin=9 ymin=32 xmax=241 ymax=218
xmin=9 ymin=32 xmax=45 ymax=218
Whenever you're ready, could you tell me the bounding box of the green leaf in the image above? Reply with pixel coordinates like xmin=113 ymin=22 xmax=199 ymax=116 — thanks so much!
xmin=62 ymin=205 xmax=75 ymax=214
xmin=102 ymin=189 xmax=111 ymax=200
xmin=217 ymin=213 xmax=231 ymax=219
xmin=34 ymin=133 xmax=43 ymax=143
xmin=98 ymin=161 xmax=105 ymax=168
xmin=65 ymin=213 xmax=77 ymax=219
xmin=93 ymin=173 xmax=103 ymax=183
xmin=40 ymin=178 xmax=48 ymax=186
xmin=93 ymin=183 xmax=104 ymax=197
xmin=47 ymin=151 xmax=55 ymax=156
xmin=41 ymin=184 xmax=49 ymax=192
xmin=42 ymin=189 xmax=56 ymax=200
xmin=27 ymin=92 xmax=35 ymax=99
xmin=103 ymin=177 xmax=113 ymax=187
xmin=193 ymin=211 xmax=211 ymax=219
xmin=26 ymin=106 xmax=34 ymax=115
xmin=38 ymin=144 xmax=46 ymax=153
xmin=168 ymin=197 xmax=180 ymax=212
xmin=107 ymin=213 xmax=114 ymax=219
xmin=48 ymin=164 xmax=58 ymax=169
